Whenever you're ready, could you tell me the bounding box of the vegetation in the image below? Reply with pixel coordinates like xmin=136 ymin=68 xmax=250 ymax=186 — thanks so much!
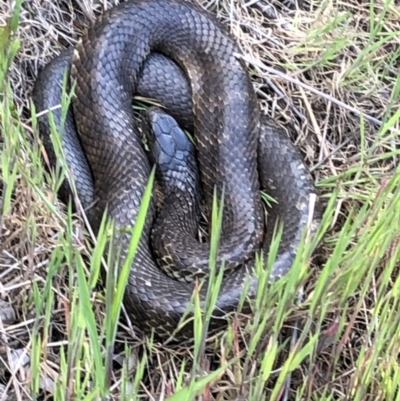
xmin=0 ymin=0 xmax=399 ymax=399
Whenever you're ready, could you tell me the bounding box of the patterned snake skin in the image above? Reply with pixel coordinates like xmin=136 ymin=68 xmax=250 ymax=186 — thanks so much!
xmin=32 ymin=0 xmax=319 ymax=339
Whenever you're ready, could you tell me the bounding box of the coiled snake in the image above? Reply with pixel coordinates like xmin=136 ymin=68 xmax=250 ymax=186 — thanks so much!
xmin=32 ymin=0 xmax=318 ymax=339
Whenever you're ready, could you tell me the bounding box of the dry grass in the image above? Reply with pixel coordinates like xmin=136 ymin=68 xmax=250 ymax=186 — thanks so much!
xmin=1 ymin=0 xmax=400 ymax=400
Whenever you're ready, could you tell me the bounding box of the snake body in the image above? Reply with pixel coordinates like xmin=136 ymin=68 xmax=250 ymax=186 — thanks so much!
xmin=32 ymin=0 xmax=318 ymax=339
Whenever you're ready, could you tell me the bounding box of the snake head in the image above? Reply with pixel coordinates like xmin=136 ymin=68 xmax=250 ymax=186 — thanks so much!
xmin=141 ymin=106 xmax=199 ymax=196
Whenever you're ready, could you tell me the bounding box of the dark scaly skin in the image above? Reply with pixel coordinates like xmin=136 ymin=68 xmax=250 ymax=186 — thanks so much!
xmin=72 ymin=0 xmax=265 ymax=279
xmin=32 ymin=48 xmax=95 ymax=212
xmin=142 ymin=107 xmax=204 ymax=282
xmin=138 ymin=54 xmax=317 ymax=283
xmin=32 ymin=0 xmax=319 ymax=339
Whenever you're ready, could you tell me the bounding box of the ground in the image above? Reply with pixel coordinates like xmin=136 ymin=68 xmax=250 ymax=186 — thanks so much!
xmin=0 ymin=0 xmax=400 ymax=400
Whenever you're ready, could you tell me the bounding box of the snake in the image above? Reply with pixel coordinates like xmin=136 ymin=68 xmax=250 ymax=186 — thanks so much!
xmin=32 ymin=0 xmax=319 ymax=340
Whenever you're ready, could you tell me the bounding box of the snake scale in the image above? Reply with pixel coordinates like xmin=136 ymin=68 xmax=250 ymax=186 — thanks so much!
xmin=32 ymin=0 xmax=319 ymax=339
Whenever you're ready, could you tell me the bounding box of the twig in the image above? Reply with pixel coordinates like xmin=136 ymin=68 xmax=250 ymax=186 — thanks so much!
xmin=237 ymin=53 xmax=400 ymax=134
xmin=310 ymin=136 xmax=353 ymax=172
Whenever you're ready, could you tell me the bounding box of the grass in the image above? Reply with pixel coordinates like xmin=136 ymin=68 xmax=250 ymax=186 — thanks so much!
xmin=1 ymin=0 xmax=400 ymax=399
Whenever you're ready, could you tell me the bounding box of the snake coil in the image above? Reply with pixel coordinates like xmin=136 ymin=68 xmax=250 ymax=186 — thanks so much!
xmin=32 ymin=0 xmax=319 ymax=339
